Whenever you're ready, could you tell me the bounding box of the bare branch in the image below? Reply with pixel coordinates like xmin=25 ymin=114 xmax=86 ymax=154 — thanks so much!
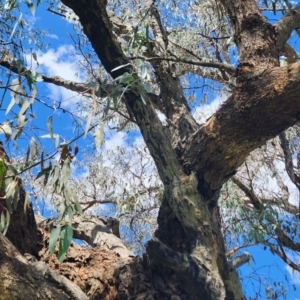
xmin=231 ymin=177 xmax=261 ymax=209
xmin=226 ymin=243 xmax=258 ymax=257
xmin=127 ymin=55 xmax=236 ymax=75
xmin=228 ymin=252 xmax=251 ymax=270
xmin=275 ymin=227 xmax=300 ymax=252
xmin=276 ymin=4 xmax=300 ymax=50
xmin=232 ymin=176 xmax=298 ymax=215
xmin=232 ymin=177 xmax=300 ymax=254
xmin=0 ymin=57 xmax=94 ymax=95
xmin=265 ymin=242 xmax=300 ymax=272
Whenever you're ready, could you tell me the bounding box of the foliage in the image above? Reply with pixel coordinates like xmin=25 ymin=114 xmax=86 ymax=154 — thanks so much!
xmin=1 ymin=0 xmax=300 ymax=298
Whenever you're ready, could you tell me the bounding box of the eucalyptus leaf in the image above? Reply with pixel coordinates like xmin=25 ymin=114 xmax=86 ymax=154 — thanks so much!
xmin=47 ymin=116 xmax=54 ymax=139
xmin=3 ymin=210 xmax=10 ymax=235
xmin=84 ymin=113 xmax=92 ymax=138
xmin=49 ymin=225 xmax=61 ymax=254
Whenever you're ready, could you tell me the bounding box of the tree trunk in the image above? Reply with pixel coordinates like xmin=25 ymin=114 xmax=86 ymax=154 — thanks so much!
xmin=2 ymin=0 xmax=300 ymax=299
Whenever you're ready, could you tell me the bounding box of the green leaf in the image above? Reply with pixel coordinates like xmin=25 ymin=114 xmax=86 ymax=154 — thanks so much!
xmin=74 ymin=144 xmax=79 ymax=156
xmin=4 ymin=0 xmax=17 ymax=10
xmin=5 ymin=180 xmax=17 ymax=213
xmin=67 ymin=205 xmax=74 ymax=222
xmin=58 ymin=224 xmax=73 ymax=263
xmin=3 ymin=210 xmax=10 ymax=235
xmin=25 ymin=144 xmax=30 ymax=166
xmin=30 ymin=137 xmax=38 ymax=160
xmin=6 ymin=78 xmax=20 ymax=114
xmin=84 ymin=113 xmax=92 ymax=138
xmin=47 ymin=116 xmax=54 ymax=139
xmin=139 ymin=64 xmax=147 ymax=79
xmin=41 ymin=151 xmax=44 ymax=170
xmin=60 ymin=157 xmax=71 ymax=190
xmin=73 ymin=192 xmax=82 ymax=213
xmin=0 ymin=160 xmax=4 ymax=189
xmin=0 ymin=122 xmax=12 ymax=140
xmin=103 ymin=98 xmax=111 ymax=116
xmin=111 ymin=63 xmax=131 ymax=72
xmin=64 ymin=186 xmax=72 ymax=204
xmin=13 ymin=184 xmax=19 ymax=210
xmin=32 ymin=52 xmax=37 ymax=62
xmin=0 ymin=212 xmax=5 ymax=232
xmin=51 ymin=160 xmax=60 ymax=188
xmin=6 ymin=165 xmax=17 ymax=177
xmin=49 ymin=225 xmax=61 ymax=254
xmin=64 ymin=224 xmax=73 ymax=250
xmin=58 ymin=233 xmax=66 ymax=262
xmin=19 ymin=100 xmax=31 ymax=115
xmin=57 ymin=202 xmax=66 ymax=221
xmin=24 ymin=192 xmax=29 ymax=214
xmin=26 ymin=0 xmax=35 ymax=15
xmin=10 ymin=12 xmax=22 ymax=39
xmin=36 ymin=165 xmax=52 ymax=180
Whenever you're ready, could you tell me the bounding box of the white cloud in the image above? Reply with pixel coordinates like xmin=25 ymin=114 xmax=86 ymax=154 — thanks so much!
xmin=29 ymin=45 xmax=85 ymax=109
xmin=47 ymin=33 xmax=59 ymax=40
xmin=192 ymin=94 xmax=227 ymax=124
xmin=36 ymin=45 xmax=81 ymax=80
xmin=104 ymin=131 xmax=126 ymax=152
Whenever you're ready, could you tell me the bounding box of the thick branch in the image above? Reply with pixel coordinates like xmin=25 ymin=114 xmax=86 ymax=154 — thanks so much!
xmin=36 ymin=215 xmax=132 ymax=258
xmin=219 ymin=0 xmax=278 ymax=68
xmin=0 ymin=233 xmax=69 ymax=299
xmin=24 ymin=254 xmax=89 ymax=300
xmin=276 ymin=4 xmax=300 ymax=50
xmin=184 ymin=61 xmax=300 ymax=199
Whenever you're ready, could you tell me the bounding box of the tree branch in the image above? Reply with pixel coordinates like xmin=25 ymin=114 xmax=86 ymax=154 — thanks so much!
xmin=265 ymin=242 xmax=300 ymax=272
xmin=0 ymin=57 xmax=94 ymax=95
xmin=24 ymin=254 xmax=89 ymax=300
xmin=183 ymin=61 xmax=300 ymax=199
xmin=36 ymin=215 xmax=132 ymax=258
xmin=276 ymin=4 xmax=300 ymax=51
xmin=127 ymin=55 xmax=236 ymax=74
xmin=145 ymin=5 xmax=199 ymax=152
xmin=231 ymin=176 xmax=261 ymax=209
xmin=228 ymin=252 xmax=251 ymax=270
xmin=231 ymin=176 xmax=300 ymax=255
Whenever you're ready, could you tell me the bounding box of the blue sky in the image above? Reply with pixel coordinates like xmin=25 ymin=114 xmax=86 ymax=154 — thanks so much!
xmin=1 ymin=0 xmax=300 ymax=298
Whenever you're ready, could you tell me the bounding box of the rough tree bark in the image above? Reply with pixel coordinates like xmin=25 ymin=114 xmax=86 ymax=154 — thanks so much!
xmin=2 ymin=0 xmax=300 ymax=299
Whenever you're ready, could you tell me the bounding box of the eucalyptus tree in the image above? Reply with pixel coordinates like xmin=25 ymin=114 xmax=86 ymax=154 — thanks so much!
xmin=1 ymin=0 xmax=300 ymax=299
